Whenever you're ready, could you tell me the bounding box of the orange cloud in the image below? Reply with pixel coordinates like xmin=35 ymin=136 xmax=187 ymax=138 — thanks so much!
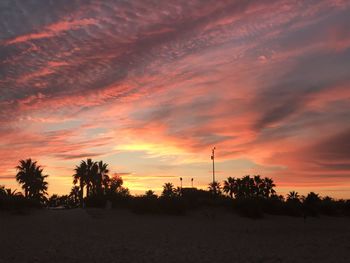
xmin=1 ymin=0 xmax=350 ymax=198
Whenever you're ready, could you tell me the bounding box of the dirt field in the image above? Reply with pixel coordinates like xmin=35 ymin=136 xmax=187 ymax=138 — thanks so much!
xmin=1 ymin=208 xmax=349 ymax=263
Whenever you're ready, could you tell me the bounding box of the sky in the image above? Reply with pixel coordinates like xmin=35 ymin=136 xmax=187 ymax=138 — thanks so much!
xmin=0 ymin=0 xmax=350 ymax=198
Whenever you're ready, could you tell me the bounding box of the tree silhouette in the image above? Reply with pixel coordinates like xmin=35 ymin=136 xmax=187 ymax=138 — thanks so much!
xmin=174 ymin=186 xmax=182 ymax=197
xmin=101 ymin=174 xmax=130 ymax=197
xmin=263 ymin=177 xmax=276 ymax=198
xmin=236 ymin=176 xmax=254 ymax=198
xmin=305 ymin=192 xmax=321 ymax=203
xmin=304 ymin=192 xmax=321 ymax=217
xmin=1 ymin=186 xmax=23 ymax=199
xmin=85 ymin=158 xmax=98 ymax=196
xmin=108 ymin=175 xmax=123 ymax=193
xmin=224 ymin=175 xmax=276 ymax=199
xmin=69 ymin=186 xmax=80 ymax=206
xmin=208 ymin=181 xmax=221 ymax=196
xmin=145 ymin=190 xmax=157 ymax=198
xmin=304 ymin=192 xmax=321 ymax=206
xmin=162 ymin=182 xmax=175 ymax=198
xmin=97 ymin=161 xmax=110 ymax=194
xmin=0 ymin=185 xmax=6 ymax=196
xmin=73 ymin=161 xmax=87 ymax=206
xmin=223 ymin=177 xmax=236 ymax=198
xmin=73 ymin=158 xmax=103 ymax=205
xmin=287 ymin=191 xmax=300 ymax=202
xmin=15 ymin=159 xmax=48 ymax=201
xmin=5 ymin=188 xmax=22 ymax=197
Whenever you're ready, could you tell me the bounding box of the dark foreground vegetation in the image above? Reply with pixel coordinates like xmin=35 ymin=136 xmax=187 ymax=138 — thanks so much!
xmin=1 ymin=158 xmax=350 ymax=219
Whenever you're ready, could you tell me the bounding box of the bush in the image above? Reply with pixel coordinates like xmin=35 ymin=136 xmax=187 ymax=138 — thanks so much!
xmin=303 ymin=192 xmax=321 ymax=217
xmin=158 ymin=197 xmax=187 ymax=215
xmin=319 ymin=197 xmax=338 ymax=216
xmin=260 ymin=197 xmax=285 ymax=215
xmin=109 ymin=193 xmax=131 ymax=209
xmin=285 ymin=200 xmax=303 ymax=217
xmin=232 ymin=198 xmax=264 ymax=219
xmin=131 ymin=196 xmax=159 ymax=214
xmin=0 ymin=195 xmax=42 ymax=211
xmin=344 ymin=200 xmax=350 ymax=216
xmin=85 ymin=194 xmax=108 ymax=208
xmin=130 ymin=196 xmax=187 ymax=215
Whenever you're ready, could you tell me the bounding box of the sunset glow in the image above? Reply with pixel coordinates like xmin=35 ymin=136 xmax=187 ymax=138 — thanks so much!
xmin=1 ymin=0 xmax=350 ymax=198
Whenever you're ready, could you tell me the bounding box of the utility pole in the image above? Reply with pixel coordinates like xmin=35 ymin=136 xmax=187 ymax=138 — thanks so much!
xmin=211 ymin=147 xmax=216 ymax=184
xmin=191 ymin=178 xmax=194 ymax=188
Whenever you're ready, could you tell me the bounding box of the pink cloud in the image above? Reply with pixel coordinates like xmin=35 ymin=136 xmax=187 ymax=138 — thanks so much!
xmin=1 ymin=0 xmax=350 ymax=197
xmin=4 ymin=18 xmax=97 ymax=45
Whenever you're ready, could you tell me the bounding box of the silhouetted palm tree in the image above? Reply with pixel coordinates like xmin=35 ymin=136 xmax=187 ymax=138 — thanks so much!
xmin=174 ymin=186 xmax=182 ymax=197
xmin=287 ymin=191 xmax=300 ymax=202
xmin=73 ymin=158 xmax=100 ymax=204
xmin=208 ymin=181 xmax=221 ymax=196
xmin=240 ymin=175 xmax=254 ymax=198
xmin=305 ymin=192 xmax=320 ymax=203
xmin=15 ymin=159 xmax=48 ymax=201
xmin=69 ymin=186 xmax=80 ymax=206
xmin=0 ymin=185 xmax=6 ymax=196
xmin=15 ymin=158 xmax=35 ymax=198
xmin=304 ymin=192 xmax=321 ymax=217
xmin=73 ymin=162 xmax=87 ymax=206
xmin=263 ymin=177 xmax=276 ymax=198
xmin=224 ymin=175 xmax=276 ymax=199
xmin=253 ymin=175 xmax=263 ymax=197
xmin=6 ymin=188 xmax=22 ymax=197
xmin=162 ymin=182 xmax=175 ymax=198
xmin=97 ymin=161 xmax=109 ymax=194
xmin=85 ymin=159 xmax=98 ymax=196
xmin=0 ymin=186 xmax=23 ymax=199
xmin=145 ymin=190 xmax=157 ymax=198
xmin=223 ymin=177 xmax=236 ymax=198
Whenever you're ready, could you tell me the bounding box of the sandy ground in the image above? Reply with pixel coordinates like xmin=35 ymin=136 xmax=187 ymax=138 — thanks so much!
xmin=0 ymin=208 xmax=349 ymax=263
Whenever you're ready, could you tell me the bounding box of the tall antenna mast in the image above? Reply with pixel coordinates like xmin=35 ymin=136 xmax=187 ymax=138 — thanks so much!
xmin=211 ymin=147 xmax=216 ymax=184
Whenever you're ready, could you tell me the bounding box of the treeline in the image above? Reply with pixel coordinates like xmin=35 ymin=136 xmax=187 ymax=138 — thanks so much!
xmin=1 ymin=158 xmax=350 ymax=218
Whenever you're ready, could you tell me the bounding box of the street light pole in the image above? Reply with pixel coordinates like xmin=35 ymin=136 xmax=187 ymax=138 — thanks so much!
xmin=211 ymin=147 xmax=216 ymax=184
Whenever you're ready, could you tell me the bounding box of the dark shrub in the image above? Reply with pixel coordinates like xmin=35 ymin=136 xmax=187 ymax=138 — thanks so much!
xmin=319 ymin=197 xmax=338 ymax=216
xmin=303 ymin=192 xmax=321 ymax=217
xmin=181 ymin=188 xmax=212 ymax=208
xmin=233 ymin=198 xmax=264 ymax=219
xmin=261 ymin=197 xmax=285 ymax=215
xmin=344 ymin=200 xmax=350 ymax=216
xmin=285 ymin=200 xmax=303 ymax=217
xmin=158 ymin=197 xmax=187 ymax=215
xmin=85 ymin=194 xmax=108 ymax=208
xmin=131 ymin=196 xmax=159 ymax=214
xmin=109 ymin=193 xmax=131 ymax=209
xmin=0 ymin=195 xmax=42 ymax=211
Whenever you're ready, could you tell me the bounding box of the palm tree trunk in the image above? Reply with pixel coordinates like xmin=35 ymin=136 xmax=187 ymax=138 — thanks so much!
xmin=79 ymin=180 xmax=84 ymax=208
xmin=86 ymin=184 xmax=90 ymax=198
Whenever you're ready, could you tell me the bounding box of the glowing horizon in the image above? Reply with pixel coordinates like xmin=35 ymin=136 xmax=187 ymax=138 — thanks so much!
xmin=1 ymin=0 xmax=350 ymax=198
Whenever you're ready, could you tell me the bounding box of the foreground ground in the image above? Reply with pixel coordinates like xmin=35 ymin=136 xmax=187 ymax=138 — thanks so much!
xmin=0 ymin=208 xmax=349 ymax=263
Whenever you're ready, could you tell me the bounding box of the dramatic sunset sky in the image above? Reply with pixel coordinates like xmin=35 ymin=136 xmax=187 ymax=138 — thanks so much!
xmin=0 ymin=0 xmax=350 ymax=198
